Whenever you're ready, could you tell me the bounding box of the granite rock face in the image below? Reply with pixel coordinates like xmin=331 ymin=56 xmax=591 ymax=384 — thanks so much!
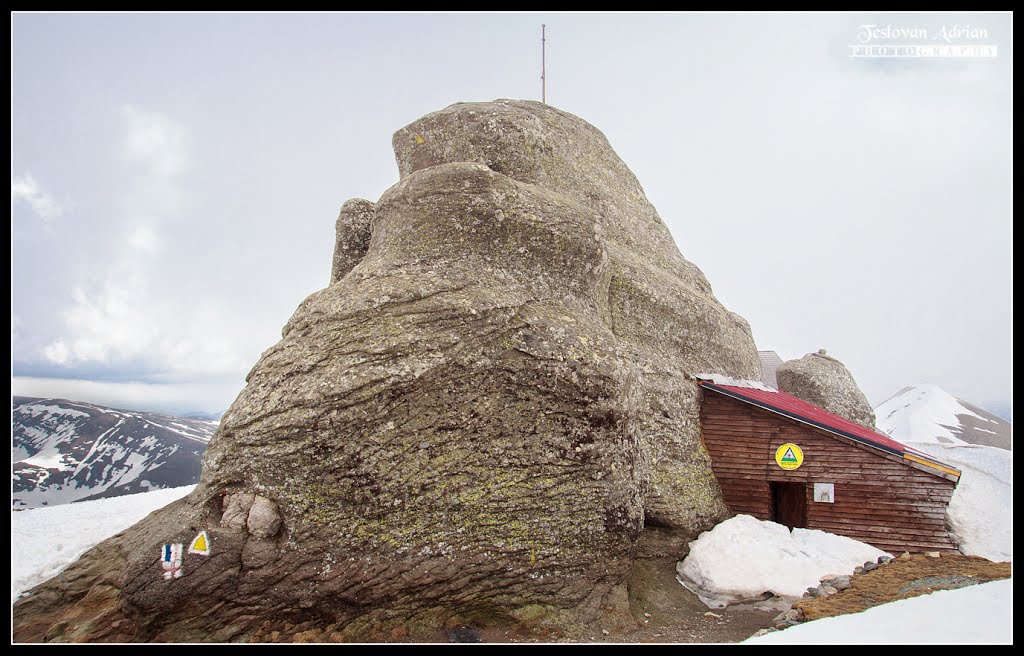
xmin=390 ymin=100 xmax=760 ymax=529
xmin=776 ymin=350 xmax=876 ymax=429
xmin=331 ymin=198 xmax=375 ymax=284
xmin=13 ymin=99 xmax=759 ymax=642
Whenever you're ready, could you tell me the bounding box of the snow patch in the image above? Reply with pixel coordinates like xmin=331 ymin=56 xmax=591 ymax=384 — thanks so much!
xmin=16 ymin=403 xmax=90 ymax=419
xmin=11 ymin=445 xmax=33 ymax=462
xmin=676 ymin=514 xmax=890 ymax=607
xmin=695 ymin=374 xmax=776 ymax=392
xmin=20 ymin=450 xmax=73 ymax=471
xmin=11 ymin=485 xmax=194 ymax=602
xmin=744 ymin=579 xmax=1012 ymax=644
xmin=144 ymin=419 xmax=213 ymax=444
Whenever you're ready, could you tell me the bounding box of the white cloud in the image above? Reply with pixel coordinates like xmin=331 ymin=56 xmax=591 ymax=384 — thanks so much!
xmin=120 ymin=106 xmax=188 ymax=179
xmin=43 ymin=274 xmax=250 ymax=379
xmin=128 ymin=223 xmax=160 ymax=253
xmin=55 ymin=281 xmax=154 ymax=364
xmin=36 ymin=105 xmax=249 ymax=380
xmin=42 ymin=339 xmax=70 ymax=365
xmin=119 ymin=106 xmax=190 ymax=219
xmin=11 ymin=174 xmax=64 ymax=224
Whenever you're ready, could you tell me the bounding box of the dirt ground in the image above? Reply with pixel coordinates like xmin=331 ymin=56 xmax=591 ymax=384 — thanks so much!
xmin=795 ymin=552 xmax=1011 ymax=622
xmin=441 ymin=552 xmax=1012 ymax=644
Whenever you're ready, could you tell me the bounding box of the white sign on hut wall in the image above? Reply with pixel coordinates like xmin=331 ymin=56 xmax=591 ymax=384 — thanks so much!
xmin=814 ymin=483 xmax=835 ymax=503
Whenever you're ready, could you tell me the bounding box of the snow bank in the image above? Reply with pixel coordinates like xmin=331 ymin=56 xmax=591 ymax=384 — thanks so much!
xmin=11 ymin=485 xmax=194 ymax=602
xmin=744 ymin=578 xmax=1012 ymax=644
xmin=695 ymin=373 xmax=776 ymax=392
xmin=905 ymin=441 xmax=1012 ymax=562
xmin=676 ymin=515 xmax=890 ymax=607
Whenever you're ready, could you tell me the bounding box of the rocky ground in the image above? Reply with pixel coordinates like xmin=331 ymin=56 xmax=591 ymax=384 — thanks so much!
xmin=27 ymin=549 xmax=1004 ymax=643
xmin=435 ymin=552 xmax=1011 ymax=644
xmin=794 ymin=552 xmax=1011 ymax=623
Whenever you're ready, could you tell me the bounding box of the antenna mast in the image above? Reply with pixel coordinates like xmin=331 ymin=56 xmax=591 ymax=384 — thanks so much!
xmin=541 ymin=24 xmax=546 ymax=104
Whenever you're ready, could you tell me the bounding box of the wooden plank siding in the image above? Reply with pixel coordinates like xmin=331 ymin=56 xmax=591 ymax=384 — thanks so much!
xmin=700 ymin=391 xmax=958 ymax=553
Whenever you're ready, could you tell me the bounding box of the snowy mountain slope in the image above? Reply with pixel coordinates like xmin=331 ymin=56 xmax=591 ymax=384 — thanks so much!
xmin=11 ymin=485 xmax=195 ymax=602
xmin=875 ymin=385 xmax=1011 ymax=450
xmin=12 ymin=397 xmax=216 ymax=509
xmin=902 ymin=441 xmax=1012 ymax=562
xmin=874 ymin=386 xmax=1011 ymax=561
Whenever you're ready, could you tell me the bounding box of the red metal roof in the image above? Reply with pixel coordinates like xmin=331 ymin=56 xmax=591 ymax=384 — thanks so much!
xmin=699 ymin=381 xmax=910 ymax=455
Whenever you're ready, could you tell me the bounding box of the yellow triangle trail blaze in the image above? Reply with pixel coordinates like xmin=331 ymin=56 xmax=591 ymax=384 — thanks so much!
xmin=415 ymin=134 xmax=425 ymax=145
xmin=189 ymin=530 xmax=210 ymax=556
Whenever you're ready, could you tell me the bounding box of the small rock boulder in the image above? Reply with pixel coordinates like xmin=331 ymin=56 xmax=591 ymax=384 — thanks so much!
xmin=776 ymin=350 xmax=876 ymax=429
xmin=220 ymin=492 xmax=255 ymax=529
xmin=246 ymin=496 xmax=282 ymax=539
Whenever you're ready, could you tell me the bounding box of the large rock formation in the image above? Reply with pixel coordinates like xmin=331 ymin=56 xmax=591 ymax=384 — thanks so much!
xmin=13 ymin=100 xmax=759 ymax=642
xmin=776 ymin=350 xmax=876 ymax=429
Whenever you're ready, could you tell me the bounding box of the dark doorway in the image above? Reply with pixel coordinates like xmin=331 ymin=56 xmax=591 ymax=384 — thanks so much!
xmin=770 ymin=482 xmax=807 ymax=529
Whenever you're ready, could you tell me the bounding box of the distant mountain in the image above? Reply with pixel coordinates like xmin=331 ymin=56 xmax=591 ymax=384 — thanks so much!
xmin=181 ymin=410 xmax=224 ymax=421
xmin=12 ymin=397 xmax=217 ymax=509
xmin=874 ymin=385 xmax=1012 ymax=450
xmin=981 ymin=401 xmax=1012 ymax=423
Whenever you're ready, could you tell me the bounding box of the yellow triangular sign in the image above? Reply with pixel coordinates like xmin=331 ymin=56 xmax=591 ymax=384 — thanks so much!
xmin=189 ymin=530 xmax=210 ymax=556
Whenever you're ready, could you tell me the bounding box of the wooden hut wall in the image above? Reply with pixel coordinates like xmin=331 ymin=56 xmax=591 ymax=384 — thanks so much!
xmin=699 ymin=391 xmax=958 ymax=553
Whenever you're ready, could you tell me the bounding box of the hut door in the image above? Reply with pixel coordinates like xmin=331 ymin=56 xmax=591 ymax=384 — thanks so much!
xmin=770 ymin=482 xmax=807 ymax=529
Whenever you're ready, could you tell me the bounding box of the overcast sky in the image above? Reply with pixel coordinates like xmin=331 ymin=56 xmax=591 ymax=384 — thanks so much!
xmin=12 ymin=12 xmax=1012 ymax=417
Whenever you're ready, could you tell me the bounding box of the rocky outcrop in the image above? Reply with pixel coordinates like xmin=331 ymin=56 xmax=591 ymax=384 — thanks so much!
xmin=331 ymin=199 xmax=374 ymax=283
xmin=13 ymin=99 xmax=759 ymax=642
xmin=776 ymin=350 xmax=876 ymax=429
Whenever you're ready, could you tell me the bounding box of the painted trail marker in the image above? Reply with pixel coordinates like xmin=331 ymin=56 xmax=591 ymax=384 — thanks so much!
xmin=189 ymin=530 xmax=210 ymax=556
xmin=161 ymin=543 xmax=183 ymax=580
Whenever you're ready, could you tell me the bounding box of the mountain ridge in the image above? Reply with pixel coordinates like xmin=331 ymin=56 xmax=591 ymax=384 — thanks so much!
xmin=12 ymin=396 xmax=217 ymax=509
xmin=874 ymin=384 xmax=1011 ymax=450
